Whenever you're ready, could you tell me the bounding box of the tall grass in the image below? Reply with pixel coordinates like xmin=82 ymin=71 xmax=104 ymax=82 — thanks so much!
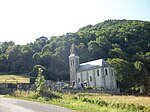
xmin=10 ymin=91 xmax=150 ymax=112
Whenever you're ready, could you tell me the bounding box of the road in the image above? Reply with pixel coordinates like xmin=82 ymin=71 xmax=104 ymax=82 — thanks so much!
xmin=0 ymin=96 xmax=75 ymax=112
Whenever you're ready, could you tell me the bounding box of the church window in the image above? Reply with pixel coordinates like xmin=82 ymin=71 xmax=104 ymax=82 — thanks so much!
xmin=78 ymin=78 xmax=80 ymax=82
xmin=71 ymin=60 xmax=72 ymax=66
xmin=90 ymin=76 xmax=92 ymax=81
xmin=111 ymin=69 xmax=114 ymax=76
xmin=72 ymin=59 xmax=74 ymax=65
xmin=97 ymin=70 xmax=99 ymax=76
xmin=72 ymin=81 xmax=75 ymax=86
xmin=105 ymin=69 xmax=108 ymax=75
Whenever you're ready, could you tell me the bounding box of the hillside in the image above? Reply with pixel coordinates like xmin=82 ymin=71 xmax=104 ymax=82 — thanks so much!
xmin=0 ymin=19 xmax=150 ymax=93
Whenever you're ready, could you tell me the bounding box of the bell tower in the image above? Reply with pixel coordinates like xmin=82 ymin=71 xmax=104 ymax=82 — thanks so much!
xmin=69 ymin=43 xmax=79 ymax=85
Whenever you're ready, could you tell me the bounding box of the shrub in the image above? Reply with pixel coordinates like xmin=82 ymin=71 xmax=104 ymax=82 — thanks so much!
xmin=35 ymin=68 xmax=46 ymax=95
xmin=72 ymin=96 xmax=78 ymax=100
xmin=82 ymin=98 xmax=108 ymax=106
xmin=27 ymin=92 xmax=40 ymax=99
xmin=40 ymin=89 xmax=62 ymax=99
xmin=30 ymin=77 xmax=36 ymax=84
xmin=86 ymin=86 xmax=93 ymax=89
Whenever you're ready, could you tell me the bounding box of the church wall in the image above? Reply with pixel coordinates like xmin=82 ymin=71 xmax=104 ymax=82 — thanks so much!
xmin=104 ymin=67 xmax=111 ymax=89
xmin=76 ymin=67 xmax=117 ymax=89
xmin=77 ymin=73 xmax=81 ymax=84
xmin=88 ymin=70 xmax=94 ymax=86
xmin=111 ymin=69 xmax=117 ymax=89
xmin=95 ymin=68 xmax=102 ymax=87
xmin=82 ymin=71 xmax=88 ymax=86
xmin=101 ymin=68 xmax=106 ymax=88
xmin=109 ymin=68 xmax=113 ymax=89
xmin=105 ymin=67 xmax=116 ymax=89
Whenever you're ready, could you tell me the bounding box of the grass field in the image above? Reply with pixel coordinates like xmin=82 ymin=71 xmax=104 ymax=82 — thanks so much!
xmin=95 ymin=94 xmax=150 ymax=107
xmin=11 ymin=91 xmax=150 ymax=112
xmin=76 ymin=93 xmax=150 ymax=108
xmin=0 ymin=75 xmax=30 ymax=84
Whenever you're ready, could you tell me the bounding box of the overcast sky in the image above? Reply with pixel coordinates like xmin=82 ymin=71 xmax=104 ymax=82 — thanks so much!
xmin=0 ymin=0 xmax=150 ymax=45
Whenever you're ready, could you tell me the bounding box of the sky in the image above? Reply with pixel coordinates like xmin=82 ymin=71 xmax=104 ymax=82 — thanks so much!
xmin=0 ymin=0 xmax=150 ymax=45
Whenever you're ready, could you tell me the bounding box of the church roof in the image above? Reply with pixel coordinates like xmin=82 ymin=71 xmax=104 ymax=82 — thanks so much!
xmin=77 ymin=59 xmax=110 ymax=72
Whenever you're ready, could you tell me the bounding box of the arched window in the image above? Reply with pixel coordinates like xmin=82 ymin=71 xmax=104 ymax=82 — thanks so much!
xmin=105 ymin=69 xmax=108 ymax=75
xmin=78 ymin=78 xmax=80 ymax=83
xmin=72 ymin=59 xmax=74 ymax=65
xmin=90 ymin=76 xmax=92 ymax=81
xmin=111 ymin=69 xmax=114 ymax=76
xmin=70 ymin=60 xmax=72 ymax=66
xmin=97 ymin=70 xmax=99 ymax=76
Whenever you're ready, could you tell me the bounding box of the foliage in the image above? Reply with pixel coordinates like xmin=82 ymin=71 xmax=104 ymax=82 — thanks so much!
xmin=134 ymin=61 xmax=150 ymax=94
xmin=107 ymin=58 xmax=136 ymax=91
xmin=35 ymin=68 xmax=46 ymax=95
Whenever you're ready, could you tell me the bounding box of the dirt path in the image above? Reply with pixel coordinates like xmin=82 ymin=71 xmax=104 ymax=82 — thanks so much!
xmin=0 ymin=96 xmax=75 ymax=112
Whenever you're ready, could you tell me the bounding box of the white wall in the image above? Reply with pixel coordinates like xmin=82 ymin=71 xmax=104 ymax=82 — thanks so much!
xmin=95 ymin=68 xmax=102 ymax=87
xmin=82 ymin=71 xmax=88 ymax=85
xmin=77 ymin=73 xmax=81 ymax=83
xmin=111 ymin=69 xmax=117 ymax=89
xmin=105 ymin=68 xmax=110 ymax=89
xmin=88 ymin=70 xmax=94 ymax=86
xmin=76 ymin=67 xmax=117 ymax=89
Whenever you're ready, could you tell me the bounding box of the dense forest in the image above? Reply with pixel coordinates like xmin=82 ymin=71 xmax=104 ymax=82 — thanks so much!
xmin=0 ymin=20 xmax=150 ymax=93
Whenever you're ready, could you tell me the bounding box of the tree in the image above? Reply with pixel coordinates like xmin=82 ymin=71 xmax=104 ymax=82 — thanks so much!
xmin=134 ymin=61 xmax=150 ymax=94
xmin=107 ymin=58 xmax=136 ymax=91
xmin=31 ymin=65 xmax=46 ymax=77
xmin=32 ymin=53 xmax=41 ymax=65
xmin=88 ymin=36 xmax=111 ymax=59
xmin=35 ymin=68 xmax=46 ymax=95
xmin=7 ymin=45 xmax=22 ymax=73
xmin=0 ymin=41 xmax=15 ymax=53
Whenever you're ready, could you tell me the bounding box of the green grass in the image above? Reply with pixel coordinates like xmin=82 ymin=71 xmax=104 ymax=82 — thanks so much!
xmin=8 ymin=91 xmax=150 ymax=112
xmin=0 ymin=75 xmax=30 ymax=84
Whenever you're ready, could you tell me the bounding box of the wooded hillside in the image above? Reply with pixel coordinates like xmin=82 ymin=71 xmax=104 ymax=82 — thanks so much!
xmin=0 ymin=19 xmax=150 ymax=93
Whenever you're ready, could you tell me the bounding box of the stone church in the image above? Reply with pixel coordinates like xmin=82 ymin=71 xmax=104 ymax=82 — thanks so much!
xmin=69 ymin=44 xmax=117 ymax=90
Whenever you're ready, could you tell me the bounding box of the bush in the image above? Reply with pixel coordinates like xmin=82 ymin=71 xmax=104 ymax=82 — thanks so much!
xmin=27 ymin=92 xmax=40 ymax=99
xmin=30 ymin=77 xmax=36 ymax=84
xmin=40 ymin=89 xmax=62 ymax=99
xmin=86 ymin=86 xmax=93 ymax=89
xmin=82 ymin=98 xmax=108 ymax=106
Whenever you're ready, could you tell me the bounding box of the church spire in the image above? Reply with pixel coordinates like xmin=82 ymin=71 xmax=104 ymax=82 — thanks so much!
xmin=70 ymin=43 xmax=77 ymax=55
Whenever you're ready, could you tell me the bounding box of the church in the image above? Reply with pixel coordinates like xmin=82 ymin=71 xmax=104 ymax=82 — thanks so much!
xmin=69 ymin=44 xmax=117 ymax=90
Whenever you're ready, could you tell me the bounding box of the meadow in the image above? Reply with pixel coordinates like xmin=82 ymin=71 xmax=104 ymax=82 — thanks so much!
xmin=10 ymin=91 xmax=150 ymax=112
xmin=0 ymin=75 xmax=30 ymax=84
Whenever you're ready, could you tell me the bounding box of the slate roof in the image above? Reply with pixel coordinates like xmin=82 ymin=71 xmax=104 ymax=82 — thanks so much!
xmin=77 ymin=59 xmax=110 ymax=72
